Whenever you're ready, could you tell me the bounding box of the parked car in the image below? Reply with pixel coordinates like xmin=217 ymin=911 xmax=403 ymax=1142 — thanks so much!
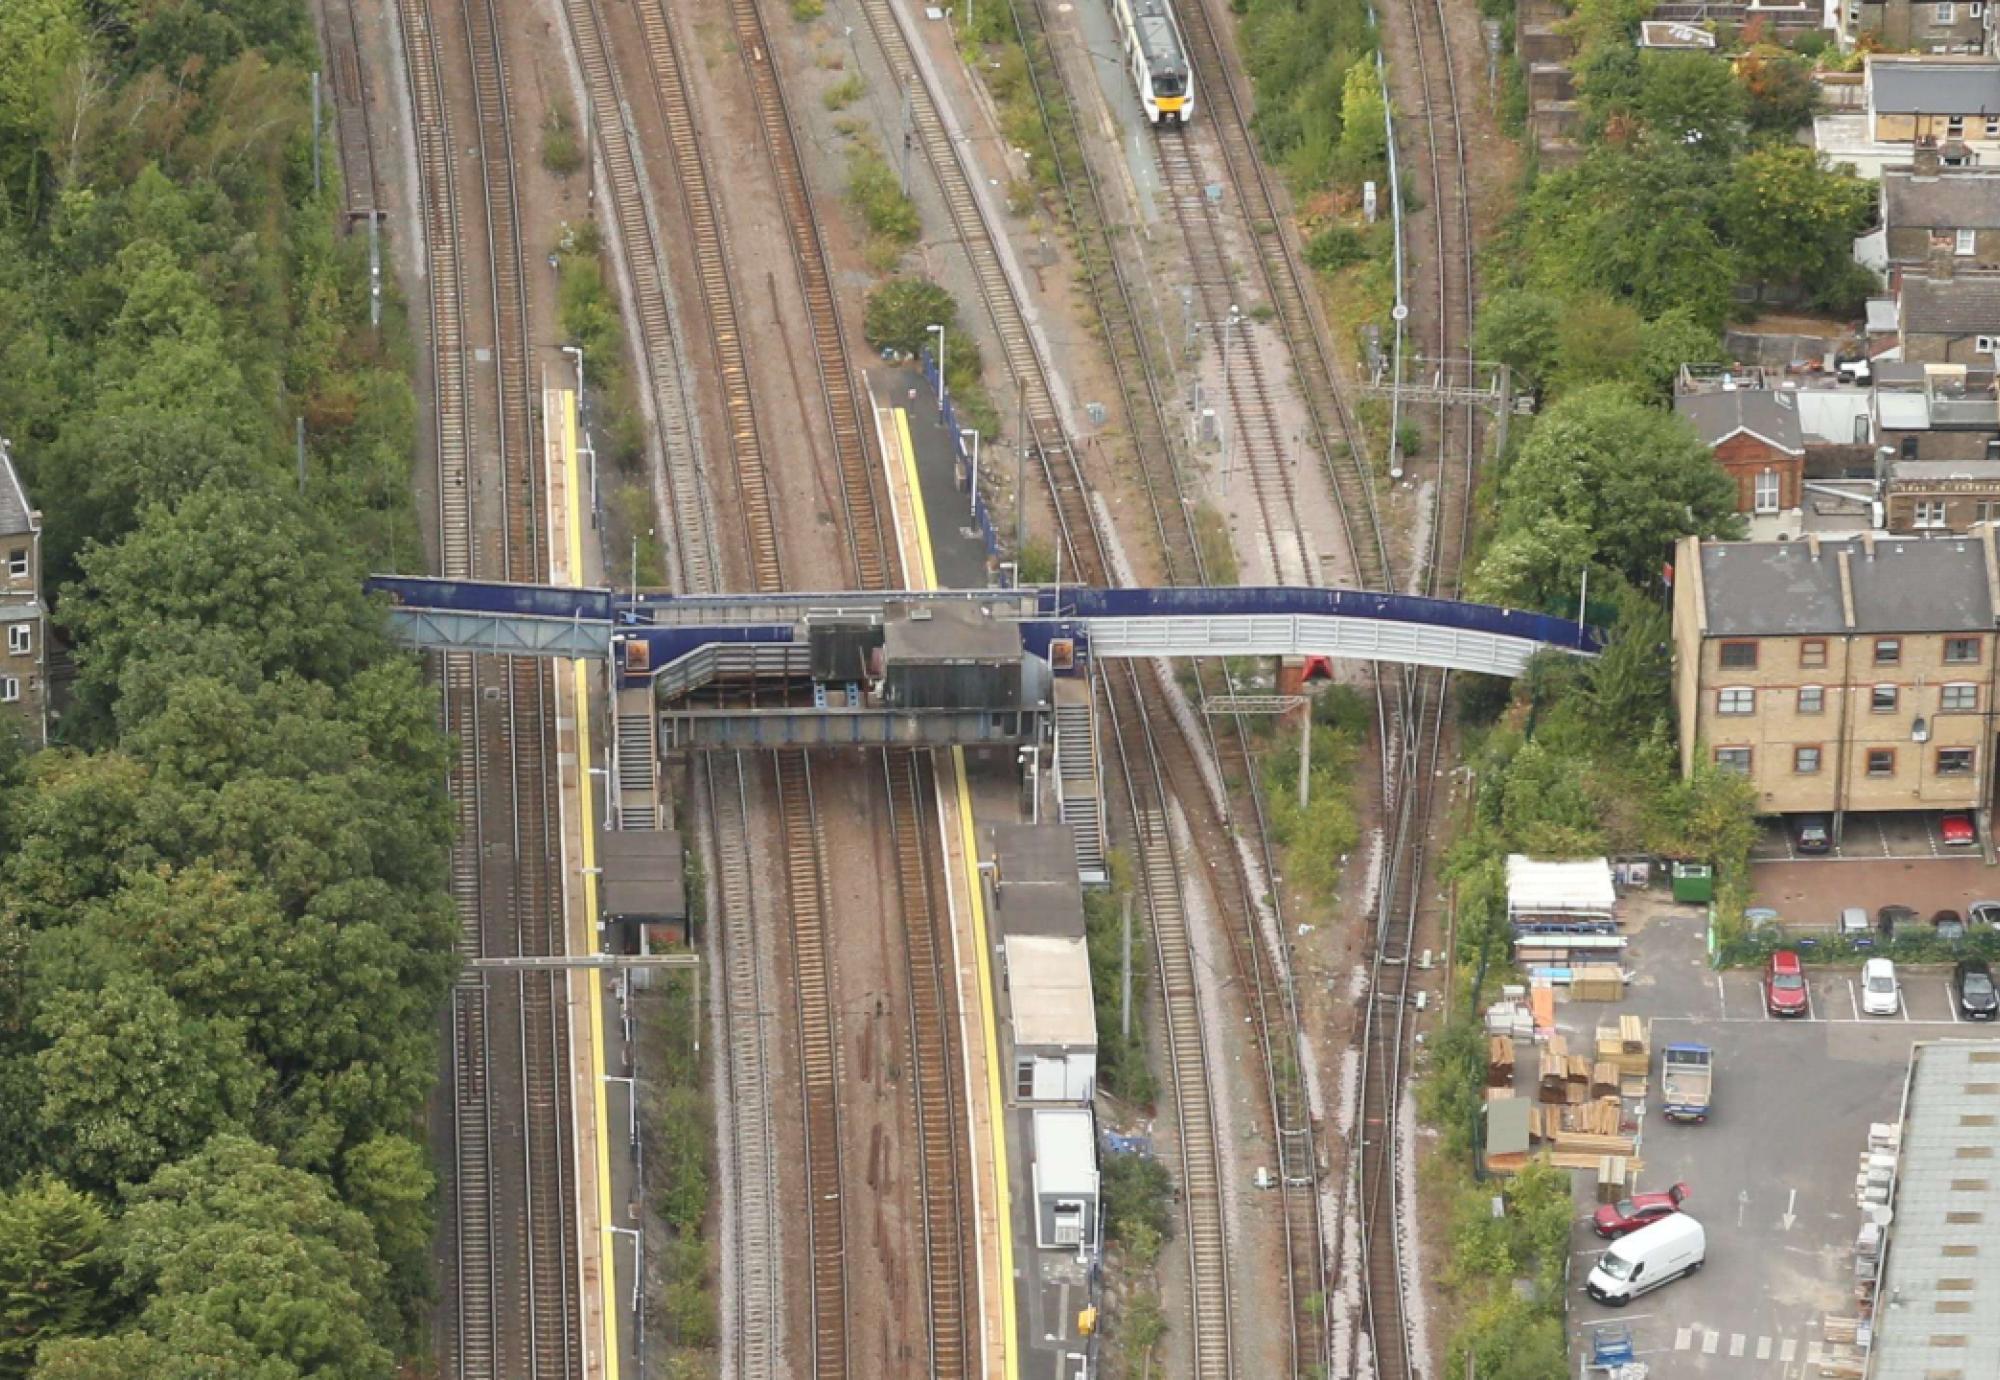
xmin=1933 ymin=909 xmax=1968 ymax=942
xmin=1878 ymin=905 xmax=1918 ymax=940
xmin=1972 ymin=900 xmax=2000 ymax=930
xmin=1862 ymin=957 xmax=1901 ymax=1016
xmin=1764 ymin=950 xmax=1809 ymax=1016
xmin=1942 ymin=812 xmax=1978 ymax=848
xmin=1585 ymin=1214 xmax=1707 ymax=1306
xmin=1956 ymin=960 xmax=1999 ymax=1020
xmin=1840 ymin=906 xmax=1875 ymax=949
xmin=1592 ymin=1183 xmax=1692 ymax=1239
xmin=1792 ymin=814 xmax=1831 ymax=854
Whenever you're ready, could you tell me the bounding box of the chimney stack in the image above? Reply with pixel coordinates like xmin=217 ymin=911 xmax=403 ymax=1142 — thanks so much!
xmin=1914 ymin=138 xmax=1942 ymax=178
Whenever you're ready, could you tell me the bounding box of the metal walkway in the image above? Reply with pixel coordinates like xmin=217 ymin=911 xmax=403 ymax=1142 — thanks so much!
xmin=367 ymin=576 xmax=1601 ymax=680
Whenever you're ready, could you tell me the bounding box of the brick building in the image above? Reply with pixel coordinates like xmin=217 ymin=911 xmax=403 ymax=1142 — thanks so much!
xmin=0 ymin=441 xmax=46 ymax=748
xmin=1866 ymin=57 xmax=2000 ymax=149
xmin=1673 ymin=531 xmax=2000 ymax=834
xmin=1862 ymin=155 xmax=2000 ymax=276
xmin=1674 ymin=370 xmax=1807 ymax=520
xmin=1897 ymin=269 xmax=2000 ymax=362
xmin=1838 ymin=0 xmax=1987 ymax=53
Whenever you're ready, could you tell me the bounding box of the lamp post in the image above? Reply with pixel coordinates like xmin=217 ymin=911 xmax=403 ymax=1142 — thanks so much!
xmin=561 ymin=345 xmax=595 ymax=525
xmin=926 ymin=323 xmax=946 ymax=410
xmin=963 ymin=428 xmax=981 ymax=516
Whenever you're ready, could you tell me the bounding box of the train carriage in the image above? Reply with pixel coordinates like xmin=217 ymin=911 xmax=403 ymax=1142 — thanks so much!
xmin=1113 ymin=0 xmax=1192 ymax=126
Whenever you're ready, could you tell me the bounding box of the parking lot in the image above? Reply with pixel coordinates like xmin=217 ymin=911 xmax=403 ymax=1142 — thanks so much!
xmin=1561 ymin=896 xmax=2000 ymax=1377
xmin=1751 ymin=810 xmax=1974 ymax=863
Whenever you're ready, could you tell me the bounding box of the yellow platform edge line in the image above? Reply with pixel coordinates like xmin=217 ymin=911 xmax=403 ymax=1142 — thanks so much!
xmin=565 ymin=390 xmax=621 ymax=1380
xmin=893 ymin=407 xmax=1019 ymax=1380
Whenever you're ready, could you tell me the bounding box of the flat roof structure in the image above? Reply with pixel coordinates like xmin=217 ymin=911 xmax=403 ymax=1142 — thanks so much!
xmin=986 ymin=821 xmax=1086 ymax=939
xmin=1868 ymin=1041 xmax=2000 ymax=1380
xmin=1031 ymin=1108 xmax=1097 ymax=1196
xmin=882 ymin=599 xmax=1018 ymax=664
xmin=1003 ymin=934 xmax=1095 ymax=1049
xmin=597 ymin=827 xmax=687 ymax=921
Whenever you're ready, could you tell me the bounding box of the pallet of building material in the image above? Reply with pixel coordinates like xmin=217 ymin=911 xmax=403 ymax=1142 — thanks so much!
xmin=1595 ymin=1030 xmax=1650 ymax=1077
xmin=1550 ymin=1125 xmax=1637 ymax=1155
xmin=1571 ymin=964 xmax=1626 ymax=1001
xmin=1487 ymin=1035 xmax=1516 ymax=1087
xmin=1596 ymin=1155 xmax=1628 ymax=1204
xmin=1571 ymin=1097 xmax=1623 ymax=1136
xmin=1619 ymin=1014 xmax=1648 ymax=1051
xmin=1823 ymin=1317 xmax=1860 ymax=1345
xmin=1548 ymin=1150 xmax=1644 ymax=1174
xmin=1566 ymin=1054 xmax=1594 ymax=1086
xmin=1484 ymin=1086 xmax=1518 ymax=1103
xmin=1590 ymin=1061 xmax=1621 ymax=1099
xmin=1483 ymin=1150 xmax=1532 ymax=1176
xmin=1619 ymin=1074 xmax=1649 ymax=1099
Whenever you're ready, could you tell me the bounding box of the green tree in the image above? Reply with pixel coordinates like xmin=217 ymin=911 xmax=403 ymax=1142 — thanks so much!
xmin=1586 ymin=582 xmax=1673 ymax=740
xmin=0 ymin=1176 xmax=114 ymax=1377
xmin=1737 ymin=46 xmax=1819 ymax=133
xmin=85 ymin=1136 xmax=398 ymax=1378
xmin=0 ymin=0 xmax=86 ymax=222
xmin=1635 ymin=50 xmax=1745 ymax=153
xmin=1336 ymin=59 xmax=1388 ymax=182
xmin=33 ymin=970 xmax=262 ymax=1189
xmin=1720 ymin=144 xmax=1874 ymax=297
xmin=1550 ymin=295 xmax=1643 ymax=395
xmin=1635 ymin=308 xmax=1720 ymax=401
xmin=863 ymin=277 xmax=957 ymax=358
xmin=1473 ymin=289 xmax=1561 ymax=394
xmin=1485 ymin=385 xmax=1740 ymax=600
xmin=340 ymin=1135 xmax=435 ymax=1328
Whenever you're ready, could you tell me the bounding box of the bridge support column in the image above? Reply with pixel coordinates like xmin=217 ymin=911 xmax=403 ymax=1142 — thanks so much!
xmin=1275 ymin=656 xmax=1306 ymax=700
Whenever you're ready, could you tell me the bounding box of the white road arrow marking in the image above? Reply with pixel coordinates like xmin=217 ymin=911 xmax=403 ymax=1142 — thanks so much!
xmin=1781 ymin=1188 xmax=1797 ymax=1231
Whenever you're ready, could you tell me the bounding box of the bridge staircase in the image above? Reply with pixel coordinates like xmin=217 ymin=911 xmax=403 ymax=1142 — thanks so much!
xmin=613 ymin=685 xmax=661 ymax=829
xmin=1053 ymin=674 xmax=1108 ymax=887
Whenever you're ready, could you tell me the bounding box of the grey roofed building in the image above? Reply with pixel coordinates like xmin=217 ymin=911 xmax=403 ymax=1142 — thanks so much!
xmin=0 ymin=450 xmax=32 ymax=539
xmin=1901 ymin=275 xmax=2000 ymax=336
xmin=1869 ymin=58 xmax=2000 ymax=116
xmin=1865 ymin=1042 xmax=2000 ymax=1380
xmin=1883 ymin=165 xmax=2000 ymax=232
xmin=1673 ymin=389 xmax=1805 ymax=455
xmin=1696 ymin=533 xmax=1997 ymax=636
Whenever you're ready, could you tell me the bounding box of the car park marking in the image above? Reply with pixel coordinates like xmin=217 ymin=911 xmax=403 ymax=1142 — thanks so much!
xmin=1730 ymin=1333 xmax=1747 ymax=1357
xmin=1847 ymin=978 xmax=1860 ymax=1020
xmin=1702 ymin=1328 xmax=1721 ymax=1355
xmin=1674 ymin=1326 xmax=1693 ymax=1351
xmin=1780 ymin=1338 xmax=1797 ymax=1362
xmin=1717 ymin=974 xmax=1727 ymax=1016
xmin=1899 ymin=990 xmax=1911 ymax=1022
xmin=1757 ymin=1336 xmax=1772 ymax=1360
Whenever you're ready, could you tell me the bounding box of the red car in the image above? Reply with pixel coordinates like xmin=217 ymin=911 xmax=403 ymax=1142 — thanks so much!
xmin=1765 ymin=949 xmax=1809 ymax=1017
xmin=1942 ymin=812 xmax=1978 ymax=848
xmin=1592 ymin=1183 xmax=1690 ymax=1239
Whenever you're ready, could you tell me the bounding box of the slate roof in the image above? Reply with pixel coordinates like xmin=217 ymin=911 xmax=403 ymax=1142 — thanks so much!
xmin=1884 ymin=166 xmax=2000 ymax=231
xmin=1901 ymin=274 xmax=2000 ymax=336
xmin=1870 ymin=58 xmax=2000 ymax=116
xmin=1674 ymin=389 xmax=1805 ymax=455
xmin=0 ymin=443 xmax=33 ymax=539
xmin=1699 ymin=536 xmax=1995 ymax=636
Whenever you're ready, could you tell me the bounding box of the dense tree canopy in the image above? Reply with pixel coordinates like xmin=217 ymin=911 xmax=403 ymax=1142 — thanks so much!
xmin=0 ymin=0 xmax=447 ymax=1368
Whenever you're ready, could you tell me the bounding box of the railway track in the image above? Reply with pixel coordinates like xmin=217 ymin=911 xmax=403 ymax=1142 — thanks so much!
xmin=397 ymin=0 xmax=582 ymax=1369
xmin=322 ymin=0 xmax=377 ymax=214
xmin=1356 ymin=0 xmax=1480 ymax=1372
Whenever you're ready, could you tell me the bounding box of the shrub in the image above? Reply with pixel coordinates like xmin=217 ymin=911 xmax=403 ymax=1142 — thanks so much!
xmin=541 ymin=104 xmax=582 ymax=176
xmin=823 ymin=74 xmax=865 ymax=110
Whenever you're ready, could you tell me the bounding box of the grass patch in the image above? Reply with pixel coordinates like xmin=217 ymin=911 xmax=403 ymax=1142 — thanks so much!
xmin=822 ymin=73 xmax=866 ymax=110
xmin=1085 ymin=880 xmax=1158 ymax=1106
xmin=541 ymin=101 xmax=583 ymax=177
xmin=611 ymin=484 xmax=669 ymax=587
xmin=1191 ymin=502 xmax=1239 ymax=585
xmin=846 ymin=143 xmax=920 ymax=267
xmin=791 ymin=0 xmax=825 ymax=18
xmin=644 ymin=971 xmax=718 ymax=1365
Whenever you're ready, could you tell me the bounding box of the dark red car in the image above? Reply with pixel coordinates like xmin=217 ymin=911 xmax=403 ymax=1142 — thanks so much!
xmin=1591 ymin=1183 xmax=1690 ymax=1239
xmin=1765 ymin=949 xmax=1809 ymax=1017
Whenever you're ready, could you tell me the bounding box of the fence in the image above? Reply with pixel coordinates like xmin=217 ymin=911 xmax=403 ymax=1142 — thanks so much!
xmin=919 ymin=347 xmax=1004 ymax=564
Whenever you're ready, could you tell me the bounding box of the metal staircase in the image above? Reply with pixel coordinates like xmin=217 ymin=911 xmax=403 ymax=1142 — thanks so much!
xmin=613 ymin=685 xmax=660 ymax=829
xmin=1052 ymin=674 xmax=1108 ymax=886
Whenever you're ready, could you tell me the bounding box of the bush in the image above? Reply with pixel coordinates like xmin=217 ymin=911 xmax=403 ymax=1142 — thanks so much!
xmin=1100 ymin=1151 xmax=1174 ymax=1246
xmin=863 ymin=278 xmax=959 ymax=357
xmin=541 ymin=103 xmax=582 ymax=176
xmin=823 ymin=74 xmax=865 ymax=110
xmin=1305 ymin=222 xmax=1368 ymax=273
xmin=846 ymin=145 xmax=920 ymax=247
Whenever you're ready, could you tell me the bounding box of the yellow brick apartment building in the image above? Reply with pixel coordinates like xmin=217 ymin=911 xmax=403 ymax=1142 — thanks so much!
xmin=1673 ymin=531 xmax=2000 ymax=829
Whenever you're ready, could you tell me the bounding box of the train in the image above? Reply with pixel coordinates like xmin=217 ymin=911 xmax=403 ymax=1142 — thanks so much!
xmin=1112 ymin=0 xmax=1193 ymax=126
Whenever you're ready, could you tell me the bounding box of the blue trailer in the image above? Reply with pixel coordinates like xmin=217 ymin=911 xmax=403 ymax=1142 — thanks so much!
xmin=1661 ymin=1043 xmax=1713 ymax=1123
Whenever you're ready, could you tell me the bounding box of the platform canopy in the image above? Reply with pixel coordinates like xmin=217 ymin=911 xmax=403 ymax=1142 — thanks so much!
xmin=1504 ymin=855 xmax=1616 ymax=919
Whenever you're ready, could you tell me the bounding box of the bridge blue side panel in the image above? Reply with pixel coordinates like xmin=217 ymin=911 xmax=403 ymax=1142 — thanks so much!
xmin=368 ymin=575 xmax=616 ymax=623
xmin=1050 ymin=586 xmax=1604 ymax=654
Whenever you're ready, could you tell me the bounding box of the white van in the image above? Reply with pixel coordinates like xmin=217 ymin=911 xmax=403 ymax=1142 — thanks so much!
xmin=1585 ymin=1213 xmax=1706 ymax=1306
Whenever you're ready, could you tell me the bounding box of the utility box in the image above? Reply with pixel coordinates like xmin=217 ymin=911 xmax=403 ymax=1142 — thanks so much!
xmin=1671 ymin=862 xmax=1714 ymax=904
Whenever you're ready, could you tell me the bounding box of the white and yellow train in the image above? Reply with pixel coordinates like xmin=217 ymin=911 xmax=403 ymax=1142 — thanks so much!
xmin=1112 ymin=0 xmax=1192 ymax=126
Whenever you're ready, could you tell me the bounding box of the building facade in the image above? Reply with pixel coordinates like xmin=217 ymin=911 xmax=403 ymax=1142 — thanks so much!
xmin=1867 ymin=56 xmax=2000 ymax=146
xmin=1674 ymin=369 xmax=1808 ymax=525
xmin=1673 ymin=532 xmax=2000 ymax=829
xmin=0 ymin=441 xmax=46 ymax=748
xmin=1875 ymin=157 xmax=2000 ymax=273
xmin=1841 ymin=0 xmax=1987 ymax=52
xmin=1897 ymin=269 xmax=2000 ymax=362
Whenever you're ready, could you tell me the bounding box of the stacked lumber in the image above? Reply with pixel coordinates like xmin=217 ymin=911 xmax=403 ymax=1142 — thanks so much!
xmin=1591 ymin=1061 xmax=1621 ymax=1099
xmin=1570 ymin=964 xmax=1625 ymax=1001
xmin=1528 ymin=1097 xmax=1629 ymax=1144
xmin=1487 ymin=1036 xmax=1516 ymax=1088
xmin=1594 ymin=1015 xmax=1651 ymax=1079
xmin=1595 ymin=1155 xmax=1629 ymax=1204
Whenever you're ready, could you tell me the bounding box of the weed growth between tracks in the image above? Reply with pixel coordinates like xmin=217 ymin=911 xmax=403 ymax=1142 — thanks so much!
xmin=645 ymin=968 xmax=720 ymax=1365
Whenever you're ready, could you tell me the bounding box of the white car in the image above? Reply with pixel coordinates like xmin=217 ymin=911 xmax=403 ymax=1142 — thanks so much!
xmin=1862 ymin=958 xmax=1901 ymax=1017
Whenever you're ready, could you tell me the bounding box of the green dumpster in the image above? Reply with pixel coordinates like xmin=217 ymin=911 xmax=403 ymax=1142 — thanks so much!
xmin=1672 ymin=861 xmax=1714 ymax=904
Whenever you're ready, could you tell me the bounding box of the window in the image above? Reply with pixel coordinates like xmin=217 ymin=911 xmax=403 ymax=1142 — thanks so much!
xmin=1015 ymin=1060 xmax=1034 ymax=1099
xmin=1981 ymin=335 xmax=2000 ymax=354
xmin=1916 ymin=499 xmax=1949 ymax=529
xmin=1980 ymin=500 xmax=2000 ymax=523
xmin=1938 ymin=0 xmax=1958 ymax=17
xmin=1796 ymin=745 xmax=1823 ymax=774
xmin=1940 ymin=747 xmax=1976 ymax=775
xmin=1051 ymin=1201 xmax=1085 ymax=1247
xmin=1873 ymin=684 xmax=1901 ymax=712
xmin=1950 ymin=114 xmax=1967 ymax=135
xmin=0 ymin=678 xmax=18 ymax=704
xmin=1960 ymin=228 xmax=1980 ymax=256
xmin=1751 ymin=468 xmax=1779 ymax=514
xmin=1800 ymin=639 xmax=1828 ymax=668
xmin=6 ymin=624 xmax=28 ymax=657
xmin=1947 ymin=636 xmax=1982 ymax=664
xmin=1875 ymin=638 xmax=1903 ymax=665
xmin=1718 ymin=687 xmax=1756 ymax=715
xmin=1715 ymin=747 xmax=1752 ymax=774
xmin=1799 ymin=685 xmax=1826 ymax=714
xmin=1943 ymin=683 xmax=1979 ymax=712
xmin=1988 ymin=111 xmax=2000 ymax=138
xmin=1868 ymin=747 xmax=1897 ymax=777
xmin=1719 ymin=641 xmax=1758 ymax=669
xmin=1976 ymin=2 xmax=1989 ymax=18
xmin=4 ymin=549 xmax=22 ymax=579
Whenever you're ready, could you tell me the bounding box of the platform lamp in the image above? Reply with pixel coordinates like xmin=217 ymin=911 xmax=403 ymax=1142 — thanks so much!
xmin=927 ymin=323 xmax=946 ymax=409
